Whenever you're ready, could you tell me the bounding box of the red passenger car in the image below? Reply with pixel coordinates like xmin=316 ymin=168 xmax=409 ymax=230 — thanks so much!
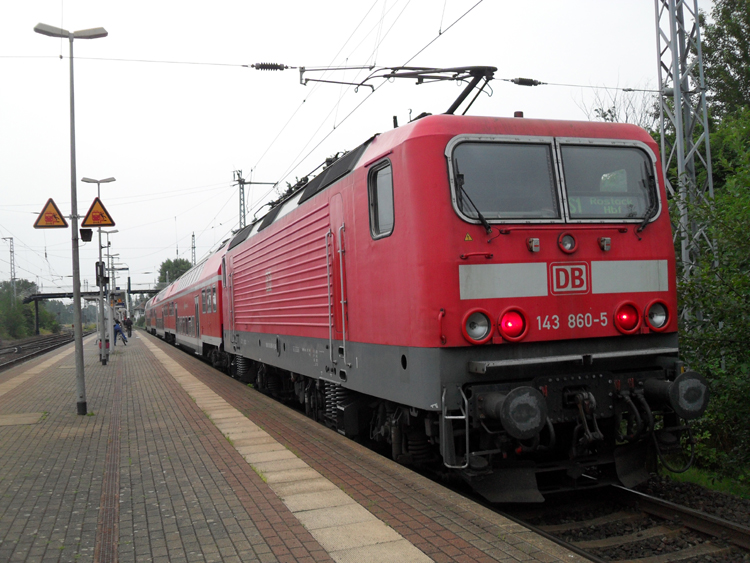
xmin=145 ymin=244 xmax=228 ymax=368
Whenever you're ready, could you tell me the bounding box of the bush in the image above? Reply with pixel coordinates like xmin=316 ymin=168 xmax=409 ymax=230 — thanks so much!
xmin=678 ymin=109 xmax=750 ymax=480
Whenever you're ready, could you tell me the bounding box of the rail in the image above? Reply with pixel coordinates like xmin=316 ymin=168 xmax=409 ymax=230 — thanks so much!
xmin=0 ymin=332 xmax=94 ymax=372
xmin=611 ymin=484 xmax=750 ymax=551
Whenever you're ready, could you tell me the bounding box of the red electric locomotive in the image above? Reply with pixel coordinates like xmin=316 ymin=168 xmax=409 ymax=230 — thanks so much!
xmin=149 ymin=68 xmax=709 ymax=502
xmin=217 ymin=110 xmax=708 ymax=502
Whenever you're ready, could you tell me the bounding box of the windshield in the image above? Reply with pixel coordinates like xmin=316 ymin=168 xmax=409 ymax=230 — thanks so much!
xmin=560 ymin=145 xmax=655 ymax=220
xmin=452 ymin=142 xmax=560 ymax=220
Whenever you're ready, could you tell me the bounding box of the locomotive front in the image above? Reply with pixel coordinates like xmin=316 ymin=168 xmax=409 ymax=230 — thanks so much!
xmin=425 ymin=117 xmax=709 ymax=502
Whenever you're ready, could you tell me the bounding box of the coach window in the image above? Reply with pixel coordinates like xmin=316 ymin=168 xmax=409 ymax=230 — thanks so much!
xmin=368 ymin=160 xmax=394 ymax=239
xmin=212 ymin=286 xmax=217 ymax=312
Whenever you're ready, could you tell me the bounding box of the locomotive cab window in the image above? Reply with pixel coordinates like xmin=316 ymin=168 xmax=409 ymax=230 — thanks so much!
xmin=560 ymin=144 xmax=658 ymax=220
xmin=368 ymin=160 xmax=394 ymax=239
xmin=450 ymin=141 xmax=560 ymax=221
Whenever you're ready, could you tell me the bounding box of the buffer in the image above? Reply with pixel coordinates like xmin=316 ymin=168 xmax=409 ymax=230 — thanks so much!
xmin=34 ymin=198 xmax=69 ymax=229
xmin=82 ymin=197 xmax=115 ymax=227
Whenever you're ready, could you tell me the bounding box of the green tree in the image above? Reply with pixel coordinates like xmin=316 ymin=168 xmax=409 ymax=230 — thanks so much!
xmin=0 ymin=279 xmax=51 ymax=338
xmin=44 ymin=299 xmax=72 ymax=325
xmin=679 ymin=108 xmax=750 ymax=477
xmin=37 ymin=306 xmax=61 ymax=334
xmin=158 ymin=258 xmax=192 ymax=286
xmin=702 ymin=0 xmax=750 ymax=116
xmin=0 ymin=283 xmax=27 ymax=339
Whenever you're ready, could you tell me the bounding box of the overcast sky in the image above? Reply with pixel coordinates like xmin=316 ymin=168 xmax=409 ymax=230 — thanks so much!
xmin=0 ymin=0 xmax=713 ymax=297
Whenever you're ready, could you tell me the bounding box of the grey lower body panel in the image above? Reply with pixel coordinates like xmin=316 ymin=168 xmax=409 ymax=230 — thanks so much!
xmin=226 ymin=330 xmax=680 ymax=412
xmin=228 ymin=330 xmax=444 ymax=411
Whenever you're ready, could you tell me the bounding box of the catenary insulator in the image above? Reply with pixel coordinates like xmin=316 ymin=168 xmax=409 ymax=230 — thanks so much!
xmin=252 ymin=62 xmax=288 ymax=71
xmin=511 ymin=77 xmax=543 ymax=86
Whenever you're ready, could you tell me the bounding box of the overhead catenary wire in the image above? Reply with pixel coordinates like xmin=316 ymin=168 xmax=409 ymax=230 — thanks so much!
xmin=254 ymin=0 xmax=484 ymax=214
xmin=250 ymin=0 xmax=387 ymax=175
xmin=7 ymin=53 xmax=659 ymax=95
xmin=243 ymin=0 xmax=418 ymax=214
xmin=500 ymin=76 xmax=661 ymax=94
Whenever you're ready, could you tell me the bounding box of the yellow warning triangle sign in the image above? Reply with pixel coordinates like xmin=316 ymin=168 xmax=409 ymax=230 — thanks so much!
xmin=464 ymin=233 xmax=473 ymax=241
xmin=82 ymin=197 xmax=116 ymax=227
xmin=34 ymin=198 xmax=69 ymax=229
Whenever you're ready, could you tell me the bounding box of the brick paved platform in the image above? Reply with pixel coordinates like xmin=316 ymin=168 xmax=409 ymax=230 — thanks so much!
xmin=0 ymin=331 xmax=586 ymax=563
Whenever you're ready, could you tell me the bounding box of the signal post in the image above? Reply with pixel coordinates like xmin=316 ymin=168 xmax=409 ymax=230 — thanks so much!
xmin=81 ymin=191 xmax=116 ymax=365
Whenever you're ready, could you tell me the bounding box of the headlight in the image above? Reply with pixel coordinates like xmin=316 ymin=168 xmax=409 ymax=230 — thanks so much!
xmin=646 ymin=301 xmax=669 ymax=331
xmin=462 ymin=310 xmax=493 ymax=344
xmin=558 ymin=232 xmax=577 ymax=254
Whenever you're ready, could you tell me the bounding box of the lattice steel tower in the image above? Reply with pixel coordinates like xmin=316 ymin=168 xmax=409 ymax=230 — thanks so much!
xmin=234 ymin=170 xmax=247 ymax=230
xmin=654 ymin=0 xmax=714 ymax=280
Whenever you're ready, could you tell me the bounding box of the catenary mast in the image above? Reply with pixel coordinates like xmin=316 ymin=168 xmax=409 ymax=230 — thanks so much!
xmin=654 ymin=0 xmax=714 ymax=293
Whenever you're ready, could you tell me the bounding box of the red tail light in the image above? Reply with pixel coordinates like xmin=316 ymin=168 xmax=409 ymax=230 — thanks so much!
xmin=614 ymin=303 xmax=640 ymax=334
xmin=499 ymin=309 xmax=528 ymax=341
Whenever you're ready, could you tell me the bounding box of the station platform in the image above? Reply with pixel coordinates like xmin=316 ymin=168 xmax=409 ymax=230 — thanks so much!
xmin=0 ymin=331 xmax=585 ymax=563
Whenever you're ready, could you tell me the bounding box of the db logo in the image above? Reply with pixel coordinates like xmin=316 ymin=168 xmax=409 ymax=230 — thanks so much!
xmin=550 ymin=263 xmax=589 ymax=294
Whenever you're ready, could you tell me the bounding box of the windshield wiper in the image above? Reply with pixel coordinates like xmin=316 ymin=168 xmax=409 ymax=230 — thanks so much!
xmin=637 ymin=162 xmax=659 ymax=234
xmin=454 ymin=159 xmax=493 ymax=235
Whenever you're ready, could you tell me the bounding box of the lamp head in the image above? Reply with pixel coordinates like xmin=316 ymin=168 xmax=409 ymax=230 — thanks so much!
xmin=34 ymin=23 xmax=70 ymax=38
xmin=82 ymin=177 xmax=116 ymax=184
xmin=73 ymin=28 xmax=108 ymax=40
xmin=34 ymin=23 xmax=108 ymax=40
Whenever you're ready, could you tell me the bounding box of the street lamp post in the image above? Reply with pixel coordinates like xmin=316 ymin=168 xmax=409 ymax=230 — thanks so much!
xmin=35 ymin=22 xmax=108 ymax=416
xmin=82 ymin=177 xmax=115 ymax=365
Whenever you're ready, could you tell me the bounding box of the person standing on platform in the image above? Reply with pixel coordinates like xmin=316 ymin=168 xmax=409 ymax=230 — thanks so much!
xmin=123 ymin=316 xmax=133 ymax=337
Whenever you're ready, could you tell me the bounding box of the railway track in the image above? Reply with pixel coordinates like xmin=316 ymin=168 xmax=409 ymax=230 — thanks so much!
xmin=508 ymin=485 xmax=750 ymax=562
xmin=0 ymin=332 xmax=83 ymax=371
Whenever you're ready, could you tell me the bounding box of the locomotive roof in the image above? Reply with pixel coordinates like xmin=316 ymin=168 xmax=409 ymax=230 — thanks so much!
xmin=224 ymin=113 xmax=656 ymax=251
xmin=375 ymin=113 xmax=656 ymax=145
xmin=227 ymin=135 xmax=374 ymax=252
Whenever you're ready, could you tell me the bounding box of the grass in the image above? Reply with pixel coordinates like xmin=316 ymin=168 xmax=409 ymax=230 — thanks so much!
xmin=663 ymin=467 xmax=750 ymax=499
xmin=251 ymin=467 xmax=267 ymax=483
